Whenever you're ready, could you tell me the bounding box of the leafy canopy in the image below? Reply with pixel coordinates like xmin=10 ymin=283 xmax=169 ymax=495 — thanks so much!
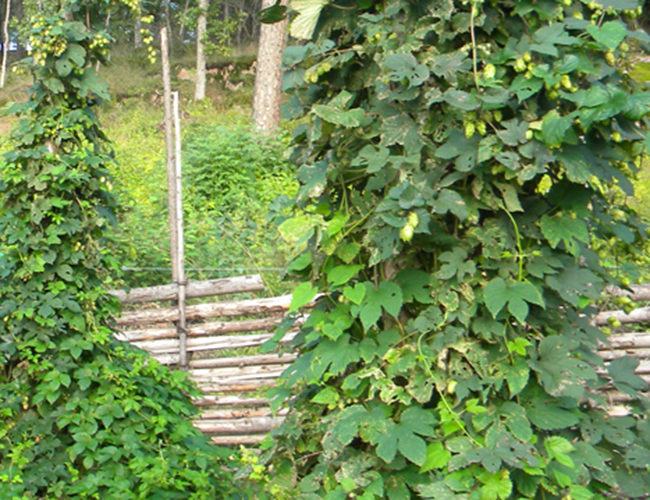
xmin=0 ymin=9 xmax=242 ymax=499
xmin=255 ymin=0 xmax=650 ymax=499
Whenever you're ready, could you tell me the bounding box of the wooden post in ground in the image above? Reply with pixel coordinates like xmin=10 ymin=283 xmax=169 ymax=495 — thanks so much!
xmin=160 ymin=27 xmax=188 ymax=369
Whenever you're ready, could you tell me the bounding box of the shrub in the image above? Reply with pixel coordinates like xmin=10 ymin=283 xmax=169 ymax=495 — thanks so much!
xmin=0 ymin=14 xmax=241 ymax=499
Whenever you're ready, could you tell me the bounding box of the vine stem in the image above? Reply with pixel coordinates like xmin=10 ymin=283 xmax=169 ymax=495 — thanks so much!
xmin=500 ymin=204 xmax=524 ymax=282
xmin=470 ymin=1 xmax=479 ymax=90
xmin=417 ymin=330 xmax=478 ymax=446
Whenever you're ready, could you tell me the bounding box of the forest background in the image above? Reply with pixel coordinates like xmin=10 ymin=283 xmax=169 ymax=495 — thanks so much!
xmin=0 ymin=0 xmax=299 ymax=295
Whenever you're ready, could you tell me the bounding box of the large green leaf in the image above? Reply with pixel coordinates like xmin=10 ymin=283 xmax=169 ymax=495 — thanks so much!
xmin=290 ymin=0 xmax=329 ymax=39
xmin=313 ymin=104 xmax=366 ymax=127
xmin=483 ymin=279 xmax=545 ymax=323
xmin=586 ymin=21 xmax=628 ymax=50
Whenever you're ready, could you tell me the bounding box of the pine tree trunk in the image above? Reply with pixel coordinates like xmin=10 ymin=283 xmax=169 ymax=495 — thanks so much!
xmin=251 ymin=0 xmax=287 ymax=133
xmin=194 ymin=0 xmax=208 ymax=101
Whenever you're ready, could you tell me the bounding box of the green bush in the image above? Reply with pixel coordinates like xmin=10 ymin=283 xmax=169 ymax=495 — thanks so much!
xmin=106 ymin=117 xmax=298 ymax=292
xmin=257 ymin=0 xmax=650 ymax=499
xmin=0 ymin=14 xmax=242 ymax=499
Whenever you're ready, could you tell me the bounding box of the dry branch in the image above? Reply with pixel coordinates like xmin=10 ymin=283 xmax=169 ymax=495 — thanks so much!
xmin=602 ymin=332 xmax=650 ymax=350
xmin=116 ymin=294 xmax=293 ymax=326
xmin=598 ymin=347 xmax=650 ymax=362
xmin=594 ymin=307 xmax=650 ymax=326
xmin=196 ymin=380 xmax=278 ymax=393
xmin=210 ymin=434 xmax=266 ymax=445
xmin=115 ymin=315 xmax=286 ymax=343
xmin=108 ymin=275 xmax=264 ymax=304
xmin=131 ymin=330 xmax=299 ymax=355
xmin=190 ymin=353 xmax=297 ymax=370
xmin=604 ymin=284 xmax=650 ymax=302
xmin=193 ymin=416 xmax=285 ymax=434
xmin=190 ymin=364 xmax=289 ymax=382
xmin=192 ymin=395 xmax=270 ymax=407
xmin=198 ymin=407 xmax=287 ymax=420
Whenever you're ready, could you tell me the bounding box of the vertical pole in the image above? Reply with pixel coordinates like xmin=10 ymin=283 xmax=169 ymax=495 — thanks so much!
xmin=161 ymin=27 xmax=179 ymax=281
xmin=161 ymin=28 xmax=187 ymax=369
xmin=173 ymin=91 xmax=187 ymax=369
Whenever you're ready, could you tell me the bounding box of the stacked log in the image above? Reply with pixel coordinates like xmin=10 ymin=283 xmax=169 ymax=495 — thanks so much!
xmin=111 ymin=276 xmax=650 ymax=444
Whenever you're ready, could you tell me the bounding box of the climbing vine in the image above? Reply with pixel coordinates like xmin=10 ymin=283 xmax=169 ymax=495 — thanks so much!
xmin=259 ymin=0 xmax=650 ymax=498
xmin=0 ymin=9 xmax=240 ymax=499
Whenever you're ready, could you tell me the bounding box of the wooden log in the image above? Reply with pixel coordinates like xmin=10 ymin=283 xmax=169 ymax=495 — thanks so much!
xmin=198 ymin=408 xmax=287 ymax=420
xmin=193 ymin=416 xmax=285 ymax=435
xmin=116 ymin=294 xmax=293 ymax=326
xmin=115 ymin=315 xmax=286 ymax=343
xmin=602 ymin=332 xmax=650 ymax=349
xmin=604 ymin=284 xmax=650 ymax=302
xmin=130 ymin=330 xmax=299 ymax=355
xmin=210 ymin=434 xmax=266 ymax=446
xmin=598 ymin=348 xmax=650 ymax=362
xmin=190 ymin=364 xmax=289 ymax=382
xmin=190 ymin=353 xmax=297 ymax=370
xmin=108 ymin=275 xmax=264 ymax=304
xmin=192 ymin=395 xmax=270 ymax=407
xmin=196 ymin=380 xmax=278 ymax=393
xmin=594 ymin=307 xmax=650 ymax=326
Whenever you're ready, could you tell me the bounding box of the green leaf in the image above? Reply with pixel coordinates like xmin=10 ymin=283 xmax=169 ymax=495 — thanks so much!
xmin=289 ymin=282 xmax=318 ymax=312
xmin=343 ymin=283 xmax=366 ymax=305
xmin=259 ymin=1 xmax=288 ymax=23
xmin=327 ymin=265 xmax=363 ymax=286
xmin=384 ymin=53 xmax=429 ymax=87
xmin=608 ymin=356 xmax=649 ymax=394
xmin=397 ymin=428 xmax=427 ymax=466
xmin=420 ymin=442 xmax=452 ymax=472
xmin=483 ymin=279 xmax=544 ymax=323
xmin=541 ymin=109 xmax=573 ymax=148
xmin=434 ymin=189 xmax=468 ymax=220
xmin=586 ymin=21 xmax=628 ymax=50
xmin=375 ymin=422 xmax=398 ymax=463
xmin=496 ymin=119 xmax=529 ymax=146
xmin=313 ymin=104 xmax=366 ymax=127
xmin=290 ymin=0 xmax=329 ymax=39
xmin=443 ymin=89 xmax=480 ymax=111
xmin=539 ymin=214 xmax=589 ymax=256
xmin=528 ymin=403 xmax=579 ymax=430
xmin=478 ymin=470 xmax=513 ymax=500
xmin=362 ymin=281 xmax=403 ymax=327
xmin=396 ymin=269 xmax=433 ymax=304
xmin=437 ymin=247 xmax=476 ymax=281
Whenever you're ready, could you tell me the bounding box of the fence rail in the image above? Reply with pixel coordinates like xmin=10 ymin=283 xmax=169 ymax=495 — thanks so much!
xmin=111 ymin=277 xmax=650 ymax=445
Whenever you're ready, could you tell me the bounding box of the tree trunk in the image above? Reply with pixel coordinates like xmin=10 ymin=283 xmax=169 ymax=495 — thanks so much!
xmin=134 ymin=15 xmax=143 ymax=49
xmin=1 ymin=0 xmax=11 ymax=88
xmin=194 ymin=0 xmax=208 ymax=101
xmin=252 ymin=0 xmax=287 ymax=133
xmin=178 ymin=0 xmax=191 ymax=41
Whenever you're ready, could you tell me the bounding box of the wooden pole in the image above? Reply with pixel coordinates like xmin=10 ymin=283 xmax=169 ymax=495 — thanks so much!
xmin=0 ymin=0 xmax=11 ymax=88
xmin=161 ymin=27 xmax=179 ymax=281
xmin=173 ymin=90 xmax=188 ymax=369
xmin=161 ymin=28 xmax=187 ymax=369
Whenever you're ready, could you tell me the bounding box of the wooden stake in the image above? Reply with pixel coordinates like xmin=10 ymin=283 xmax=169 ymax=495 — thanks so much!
xmin=173 ymin=90 xmax=188 ymax=369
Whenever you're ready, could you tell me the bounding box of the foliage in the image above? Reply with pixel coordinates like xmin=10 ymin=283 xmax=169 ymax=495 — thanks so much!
xmin=0 ymin=12 xmax=242 ymax=499
xmin=184 ymin=1 xmax=246 ymax=57
xmin=258 ymin=0 xmax=650 ymax=499
xmin=107 ymin=117 xmax=298 ymax=290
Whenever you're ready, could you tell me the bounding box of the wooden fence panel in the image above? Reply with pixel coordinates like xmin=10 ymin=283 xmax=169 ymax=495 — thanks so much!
xmin=112 ymin=277 xmax=650 ymax=445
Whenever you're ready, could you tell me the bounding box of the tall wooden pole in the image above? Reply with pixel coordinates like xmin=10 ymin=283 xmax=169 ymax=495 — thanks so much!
xmin=161 ymin=27 xmax=188 ymax=369
xmin=173 ymin=91 xmax=187 ymax=368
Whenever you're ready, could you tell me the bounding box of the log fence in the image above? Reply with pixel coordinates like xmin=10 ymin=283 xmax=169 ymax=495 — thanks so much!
xmin=111 ymin=278 xmax=650 ymax=445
